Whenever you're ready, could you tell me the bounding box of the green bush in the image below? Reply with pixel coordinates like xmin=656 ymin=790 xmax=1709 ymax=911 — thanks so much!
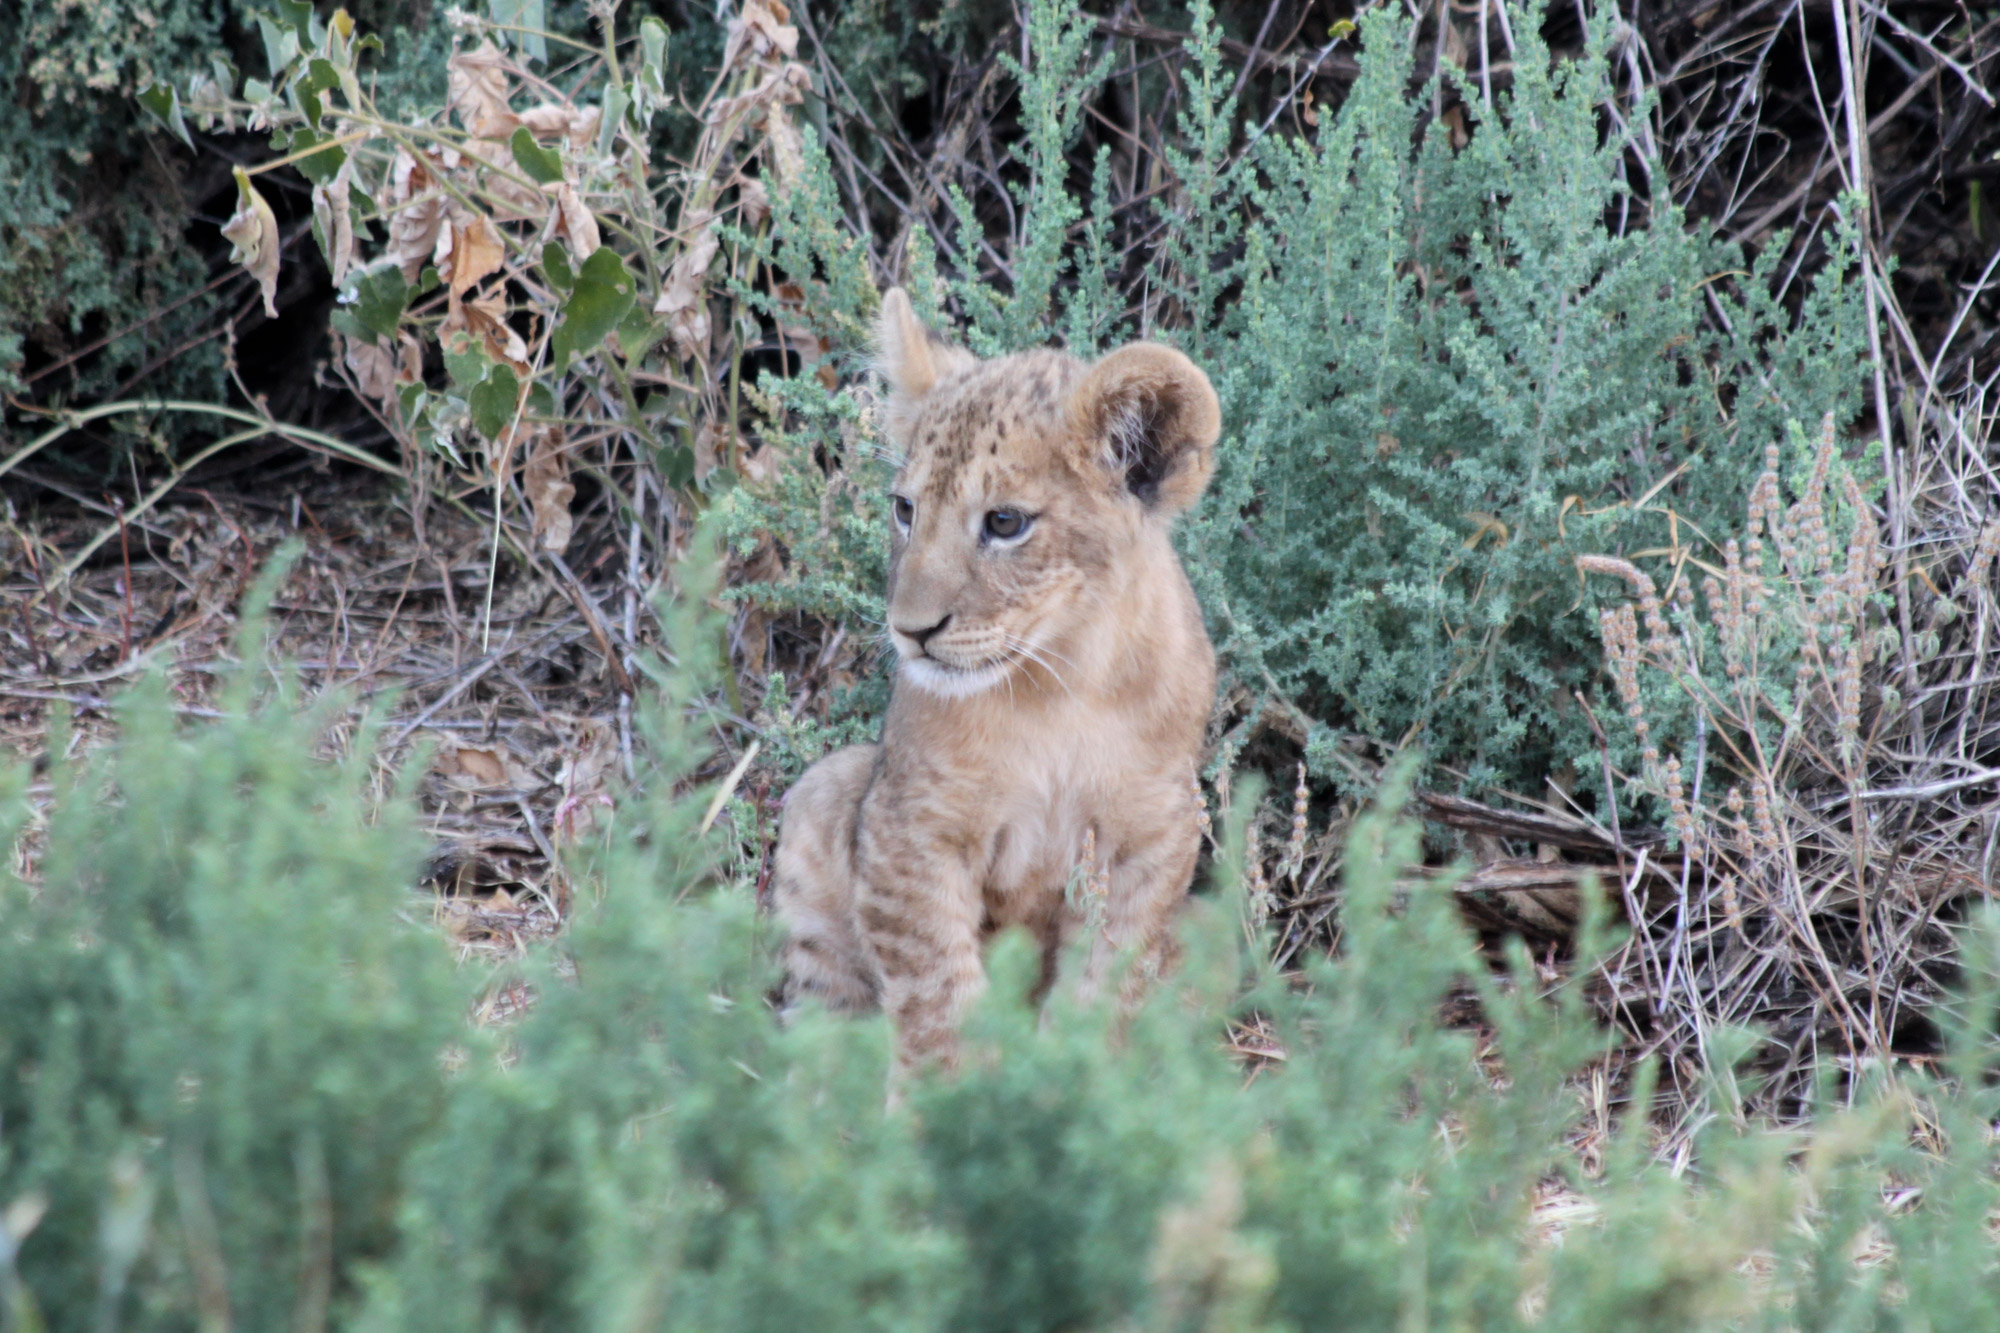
xmin=8 ymin=554 xmax=2000 ymax=1329
xmin=729 ymin=0 xmax=1868 ymax=799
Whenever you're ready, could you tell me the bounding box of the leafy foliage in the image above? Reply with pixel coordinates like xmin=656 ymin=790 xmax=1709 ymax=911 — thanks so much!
xmin=727 ymin=0 xmax=1868 ymax=801
xmin=8 ymin=614 xmax=2000 ymax=1328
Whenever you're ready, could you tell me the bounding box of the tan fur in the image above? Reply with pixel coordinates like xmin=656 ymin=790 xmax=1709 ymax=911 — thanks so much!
xmin=772 ymin=288 xmax=1222 ymax=1070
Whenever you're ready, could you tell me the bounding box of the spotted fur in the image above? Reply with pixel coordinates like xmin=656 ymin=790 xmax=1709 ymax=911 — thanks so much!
xmin=772 ymin=288 xmax=1222 ymax=1072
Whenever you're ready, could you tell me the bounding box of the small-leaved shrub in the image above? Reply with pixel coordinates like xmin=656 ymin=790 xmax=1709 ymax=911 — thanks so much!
xmin=7 ymin=550 xmax=2000 ymax=1331
xmin=727 ymin=0 xmax=1869 ymax=799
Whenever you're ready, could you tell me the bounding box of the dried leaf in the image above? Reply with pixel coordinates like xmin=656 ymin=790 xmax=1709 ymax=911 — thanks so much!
xmin=548 ymin=182 xmax=600 ymax=258
xmin=456 ymin=136 xmax=546 ymax=219
xmin=518 ymin=102 xmax=603 ymax=152
xmin=341 ymin=331 xmax=397 ymax=405
xmin=440 ymin=292 xmax=530 ymax=370
xmin=736 ymin=174 xmax=770 ymax=226
xmin=435 ymin=740 xmax=535 ymax=791
xmin=692 ymin=418 xmax=722 ymax=482
xmin=707 ymin=63 xmax=812 ymax=131
xmin=652 ymin=216 xmax=721 ymax=360
xmin=525 ymin=430 xmax=575 ymax=554
xmin=221 ymin=167 xmax=281 ymax=318
xmin=448 ymin=40 xmax=518 ymax=139
xmin=444 ymin=210 xmax=508 ymax=297
xmin=443 ymin=745 xmax=507 ymax=787
xmin=397 ymin=331 xmax=425 ymax=383
xmin=740 ymin=438 xmax=788 ymax=485
xmin=738 ymin=0 xmax=798 ymax=60
xmin=385 ymin=149 xmax=446 ymax=282
xmin=311 ymin=157 xmax=355 ymax=287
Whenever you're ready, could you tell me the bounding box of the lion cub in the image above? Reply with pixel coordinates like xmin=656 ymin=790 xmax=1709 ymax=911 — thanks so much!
xmin=772 ymin=289 xmax=1221 ymax=1070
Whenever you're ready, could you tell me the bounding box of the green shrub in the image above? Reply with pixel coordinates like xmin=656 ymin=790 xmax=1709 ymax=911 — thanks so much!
xmin=8 ymin=555 xmax=2000 ymax=1328
xmin=728 ymin=0 xmax=1869 ymax=800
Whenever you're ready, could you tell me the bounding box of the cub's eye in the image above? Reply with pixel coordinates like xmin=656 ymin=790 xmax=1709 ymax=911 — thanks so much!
xmin=983 ymin=509 xmax=1031 ymax=542
xmin=892 ymin=495 xmax=914 ymax=531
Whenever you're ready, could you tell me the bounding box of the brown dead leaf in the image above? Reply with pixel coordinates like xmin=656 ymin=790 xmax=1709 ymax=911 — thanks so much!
xmin=386 ymin=149 xmax=446 ymax=282
xmin=736 ymin=0 xmax=799 ymax=61
xmin=311 ymin=157 xmax=355 ymax=287
xmin=692 ymin=418 xmax=722 ymax=482
xmin=736 ymin=174 xmax=771 ymax=227
xmin=341 ymin=331 xmax=397 ymax=405
xmin=439 ymin=295 xmax=529 ymax=373
xmin=457 ymin=137 xmax=547 ymax=219
xmin=739 ymin=437 xmax=788 ymax=486
xmin=547 ymin=182 xmax=600 ymax=258
xmin=442 ymin=209 xmax=507 ymax=297
xmin=397 ymin=331 xmax=425 ymax=383
xmin=518 ymin=102 xmax=603 ymax=152
xmin=707 ymin=63 xmax=813 ymax=132
xmin=442 ymin=744 xmax=507 ymax=787
xmin=221 ymin=168 xmax=281 ymax=318
xmin=552 ymin=717 xmax=617 ymax=795
xmin=525 ymin=430 xmax=575 ymax=554
xmin=448 ymin=40 xmax=518 ymax=138
xmin=653 ymin=216 xmax=721 ymax=359
xmin=435 ymin=739 xmax=535 ymax=791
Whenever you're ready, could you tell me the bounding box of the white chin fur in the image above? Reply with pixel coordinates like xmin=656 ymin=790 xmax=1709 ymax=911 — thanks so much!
xmin=899 ymin=656 xmax=1009 ymax=699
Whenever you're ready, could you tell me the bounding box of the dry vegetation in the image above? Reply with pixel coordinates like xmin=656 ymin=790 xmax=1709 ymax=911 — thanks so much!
xmin=3 ymin=0 xmax=1998 ymax=1128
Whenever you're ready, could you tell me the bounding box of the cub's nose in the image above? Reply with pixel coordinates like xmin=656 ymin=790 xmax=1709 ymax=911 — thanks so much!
xmin=895 ymin=615 xmax=952 ymax=650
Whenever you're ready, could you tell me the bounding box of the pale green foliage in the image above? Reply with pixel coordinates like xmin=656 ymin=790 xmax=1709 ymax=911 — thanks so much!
xmin=1179 ymin=6 xmax=1867 ymax=794
xmin=731 ymin=0 xmax=1869 ymax=800
xmin=9 ymin=600 xmax=2000 ymax=1327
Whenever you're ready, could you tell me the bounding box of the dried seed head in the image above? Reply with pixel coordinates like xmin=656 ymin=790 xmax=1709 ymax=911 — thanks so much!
xmin=1282 ymin=764 xmax=1310 ymax=877
xmin=1719 ymin=873 xmax=1744 ymax=931
xmin=1244 ymin=825 xmax=1271 ymax=924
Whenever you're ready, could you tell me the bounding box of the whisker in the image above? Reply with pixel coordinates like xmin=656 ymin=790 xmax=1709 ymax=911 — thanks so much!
xmin=1004 ymin=633 xmax=1075 ymax=698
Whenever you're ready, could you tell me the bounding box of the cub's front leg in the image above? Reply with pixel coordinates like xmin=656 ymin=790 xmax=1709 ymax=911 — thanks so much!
xmin=854 ymin=783 xmax=986 ymax=1071
xmin=1073 ymin=782 xmax=1204 ymax=1010
xmin=771 ymin=744 xmax=881 ymax=1015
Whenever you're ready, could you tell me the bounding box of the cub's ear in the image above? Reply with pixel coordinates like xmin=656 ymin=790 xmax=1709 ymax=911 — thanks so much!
xmin=1069 ymin=342 xmax=1221 ymax=513
xmin=876 ymin=288 xmax=974 ymax=424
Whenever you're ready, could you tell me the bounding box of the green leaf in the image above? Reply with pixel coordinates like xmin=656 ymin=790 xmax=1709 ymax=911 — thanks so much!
xmin=442 ymin=335 xmax=490 ymax=390
xmin=509 ymin=127 xmax=565 ymax=185
xmin=275 ymin=0 xmax=314 ymax=39
xmin=551 ymin=247 xmax=636 ymax=374
xmin=291 ymin=57 xmax=340 ymax=128
xmin=655 ymin=442 xmax=696 ymax=490
xmin=138 ymin=82 xmax=194 ymax=150
xmin=527 ymin=383 xmax=557 ymax=417
xmin=600 ymin=87 xmax=631 ymax=154
xmin=328 ymin=308 xmax=371 ymax=343
xmin=488 ymin=0 xmax=548 ymax=65
xmin=258 ymin=14 xmax=301 ymax=78
xmin=351 ymin=267 xmax=409 ymax=341
xmin=306 ymin=57 xmax=341 ymax=104
xmin=640 ymin=18 xmax=669 ymax=78
xmin=289 ymin=128 xmax=346 ymax=184
xmin=540 ymin=242 xmax=574 ymax=293
xmin=469 ymin=364 xmax=522 ymax=440
xmin=638 ymin=20 xmax=669 ymax=110
xmin=615 ymin=305 xmax=661 ymax=361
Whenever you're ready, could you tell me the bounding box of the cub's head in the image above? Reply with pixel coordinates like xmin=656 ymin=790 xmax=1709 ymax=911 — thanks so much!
xmin=874 ymin=288 xmax=1221 ymax=699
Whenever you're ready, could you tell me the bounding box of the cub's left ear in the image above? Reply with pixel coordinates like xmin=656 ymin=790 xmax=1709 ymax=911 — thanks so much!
xmin=1068 ymin=343 xmax=1221 ymax=513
